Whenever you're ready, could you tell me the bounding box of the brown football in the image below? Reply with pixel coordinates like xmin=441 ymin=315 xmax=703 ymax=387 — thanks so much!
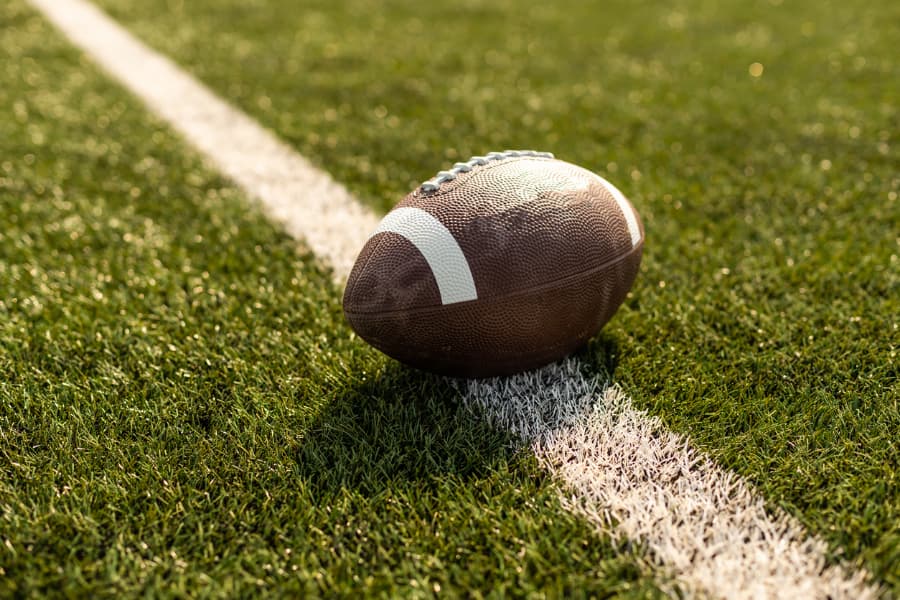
xmin=342 ymin=150 xmax=644 ymax=378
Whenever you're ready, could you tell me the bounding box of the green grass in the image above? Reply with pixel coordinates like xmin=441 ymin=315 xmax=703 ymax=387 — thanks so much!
xmin=0 ymin=2 xmax=667 ymax=597
xmin=89 ymin=0 xmax=900 ymax=590
xmin=3 ymin=0 xmax=899 ymax=594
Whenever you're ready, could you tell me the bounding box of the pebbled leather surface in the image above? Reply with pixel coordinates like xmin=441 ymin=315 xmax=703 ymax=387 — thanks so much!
xmin=348 ymin=232 xmax=442 ymax=313
xmin=343 ymin=155 xmax=644 ymax=377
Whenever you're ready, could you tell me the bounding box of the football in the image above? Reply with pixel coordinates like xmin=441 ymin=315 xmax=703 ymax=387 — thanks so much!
xmin=343 ymin=150 xmax=644 ymax=378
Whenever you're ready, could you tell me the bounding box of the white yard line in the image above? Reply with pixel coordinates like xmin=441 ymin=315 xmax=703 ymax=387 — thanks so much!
xmin=28 ymin=0 xmax=880 ymax=597
xmin=459 ymin=362 xmax=878 ymax=598
xmin=29 ymin=0 xmax=377 ymax=280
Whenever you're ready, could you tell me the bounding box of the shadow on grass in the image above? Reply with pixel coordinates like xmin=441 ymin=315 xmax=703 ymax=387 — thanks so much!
xmin=295 ymin=362 xmax=515 ymax=497
xmin=295 ymin=333 xmax=621 ymax=498
xmin=583 ymin=332 xmax=621 ymax=382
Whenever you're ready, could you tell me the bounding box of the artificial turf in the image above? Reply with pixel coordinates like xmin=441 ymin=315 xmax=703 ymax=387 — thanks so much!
xmin=90 ymin=0 xmax=900 ymax=590
xmin=0 ymin=2 xmax=669 ymax=596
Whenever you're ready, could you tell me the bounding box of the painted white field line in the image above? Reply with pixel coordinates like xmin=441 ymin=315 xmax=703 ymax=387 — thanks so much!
xmin=459 ymin=361 xmax=878 ymax=598
xmin=28 ymin=0 xmax=377 ymax=280
xmin=29 ymin=0 xmax=879 ymax=597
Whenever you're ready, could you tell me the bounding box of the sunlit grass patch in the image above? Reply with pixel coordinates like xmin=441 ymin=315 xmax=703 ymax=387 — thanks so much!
xmin=91 ymin=0 xmax=900 ymax=589
xmin=1 ymin=1 xmax=666 ymax=596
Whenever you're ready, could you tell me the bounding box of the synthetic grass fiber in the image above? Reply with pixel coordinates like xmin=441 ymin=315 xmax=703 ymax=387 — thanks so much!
xmin=90 ymin=0 xmax=899 ymax=590
xmin=2 ymin=0 xmax=898 ymax=595
xmin=0 ymin=1 xmax=667 ymax=596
